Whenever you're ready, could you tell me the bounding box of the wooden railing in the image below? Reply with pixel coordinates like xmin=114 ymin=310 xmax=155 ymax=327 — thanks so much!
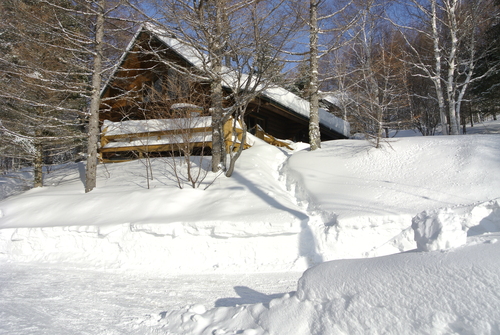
xmin=253 ymin=124 xmax=293 ymax=150
xmin=99 ymin=117 xmax=251 ymax=163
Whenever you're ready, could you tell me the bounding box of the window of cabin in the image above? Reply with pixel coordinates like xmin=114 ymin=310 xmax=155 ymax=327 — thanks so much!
xmin=143 ymin=83 xmax=152 ymax=104
xmin=143 ymin=78 xmax=163 ymax=104
xmin=153 ymin=78 xmax=163 ymax=95
xmin=167 ymin=68 xmax=189 ymax=100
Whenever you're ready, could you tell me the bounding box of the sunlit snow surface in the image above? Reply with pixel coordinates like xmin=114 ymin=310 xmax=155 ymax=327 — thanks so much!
xmin=1 ymin=118 xmax=500 ymax=334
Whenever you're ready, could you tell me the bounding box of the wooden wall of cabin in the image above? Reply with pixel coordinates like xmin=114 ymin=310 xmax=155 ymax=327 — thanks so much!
xmin=245 ymin=100 xmax=310 ymax=142
xmin=245 ymin=98 xmax=344 ymax=142
xmin=100 ymin=33 xmax=211 ymax=123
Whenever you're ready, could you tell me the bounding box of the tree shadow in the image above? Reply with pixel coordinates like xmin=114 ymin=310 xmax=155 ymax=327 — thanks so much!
xmin=467 ymin=208 xmax=500 ymax=236
xmin=231 ymin=171 xmax=308 ymax=221
xmin=299 ymin=218 xmax=324 ymax=268
xmin=77 ymin=161 xmax=86 ymax=186
xmin=215 ymin=286 xmax=294 ymax=308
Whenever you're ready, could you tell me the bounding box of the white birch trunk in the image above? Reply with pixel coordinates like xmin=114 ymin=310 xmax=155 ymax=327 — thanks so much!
xmin=209 ymin=1 xmax=226 ymax=173
xmin=445 ymin=0 xmax=460 ymax=135
xmin=33 ymin=137 xmax=43 ymax=188
xmin=309 ymin=0 xmax=321 ymax=150
xmin=210 ymin=75 xmax=225 ymax=173
xmin=430 ymin=0 xmax=449 ymax=135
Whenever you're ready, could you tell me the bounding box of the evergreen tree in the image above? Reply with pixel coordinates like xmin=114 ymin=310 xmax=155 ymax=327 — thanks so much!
xmin=0 ymin=0 xmax=86 ymax=186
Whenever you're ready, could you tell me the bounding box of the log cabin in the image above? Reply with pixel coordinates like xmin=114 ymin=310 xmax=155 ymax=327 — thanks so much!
xmin=99 ymin=24 xmax=350 ymax=162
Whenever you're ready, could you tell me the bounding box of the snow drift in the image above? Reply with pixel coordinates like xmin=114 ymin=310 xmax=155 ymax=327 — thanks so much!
xmin=157 ymin=232 xmax=500 ymax=335
xmin=1 ymin=134 xmax=500 ymax=272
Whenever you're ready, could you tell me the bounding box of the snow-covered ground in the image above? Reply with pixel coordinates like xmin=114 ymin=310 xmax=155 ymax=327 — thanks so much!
xmin=1 ymin=117 xmax=499 ymax=334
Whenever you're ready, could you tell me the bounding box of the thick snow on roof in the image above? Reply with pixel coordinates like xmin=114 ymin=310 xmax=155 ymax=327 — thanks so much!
xmin=144 ymin=23 xmax=206 ymax=69
xmin=320 ymin=92 xmax=341 ymax=107
xmin=101 ymin=117 xmax=250 ymax=149
xmin=142 ymin=24 xmax=350 ymax=138
xmin=262 ymin=87 xmax=350 ymax=137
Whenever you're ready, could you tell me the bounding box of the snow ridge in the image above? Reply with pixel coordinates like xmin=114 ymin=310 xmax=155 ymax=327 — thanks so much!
xmin=281 ymin=148 xmax=416 ymax=260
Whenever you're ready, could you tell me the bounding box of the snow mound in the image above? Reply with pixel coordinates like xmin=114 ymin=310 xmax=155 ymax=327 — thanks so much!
xmin=1 ymin=119 xmax=500 ymax=334
xmin=2 ymin=134 xmax=500 ymax=271
xmin=282 ymin=135 xmax=500 ymax=259
xmin=412 ymin=208 xmax=469 ymax=251
xmin=412 ymin=198 xmax=500 ymax=251
xmin=158 ymin=234 xmax=500 ymax=335
xmin=293 ymin=234 xmax=500 ymax=335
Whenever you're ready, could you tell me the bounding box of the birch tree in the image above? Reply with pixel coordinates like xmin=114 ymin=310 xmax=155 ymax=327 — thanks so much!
xmin=84 ymin=0 xmax=106 ymax=192
xmin=293 ymin=0 xmax=356 ymax=150
xmin=309 ymin=0 xmax=321 ymax=150
xmin=394 ymin=0 xmax=497 ymax=135
xmin=339 ymin=0 xmax=409 ymax=146
xmin=42 ymin=0 xmax=138 ymax=192
xmin=132 ymin=0 xmax=294 ymax=175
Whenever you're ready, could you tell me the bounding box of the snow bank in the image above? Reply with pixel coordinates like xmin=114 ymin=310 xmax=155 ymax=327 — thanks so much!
xmin=2 ymin=119 xmax=500 ymax=334
xmin=0 ymin=222 xmax=306 ymax=273
xmin=2 ymin=134 xmax=500 ymax=271
xmin=293 ymin=233 xmax=500 ymax=335
xmin=2 ymin=197 xmax=498 ymax=274
xmin=412 ymin=208 xmax=469 ymax=251
xmin=157 ymin=233 xmax=500 ymax=335
xmin=412 ymin=198 xmax=500 ymax=251
xmin=283 ymin=135 xmax=500 ymax=259
xmin=0 ymin=141 xmax=316 ymax=273
xmin=285 ymin=135 xmax=500 ymax=218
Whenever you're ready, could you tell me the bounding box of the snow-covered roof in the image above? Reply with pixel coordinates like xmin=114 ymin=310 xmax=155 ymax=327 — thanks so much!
xmin=105 ymin=24 xmax=350 ymax=138
xmin=146 ymin=23 xmax=206 ymax=69
xmin=100 ymin=116 xmax=252 ymax=150
xmin=102 ymin=132 xmax=212 ymax=149
xmin=261 ymin=87 xmax=350 ymax=137
xmin=320 ymin=92 xmax=341 ymax=107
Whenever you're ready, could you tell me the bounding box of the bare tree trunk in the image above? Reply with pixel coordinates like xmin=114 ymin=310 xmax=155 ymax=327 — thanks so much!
xmin=33 ymin=138 xmax=43 ymax=188
xmin=225 ymin=107 xmax=247 ymax=177
xmin=33 ymin=107 xmax=44 ymax=188
xmin=445 ymin=0 xmax=459 ymax=135
xmin=211 ymin=77 xmax=225 ymax=173
xmin=430 ymin=0 xmax=449 ymax=135
xmin=85 ymin=0 xmax=105 ymax=193
xmin=208 ymin=0 xmax=226 ymax=173
xmin=309 ymin=0 xmax=321 ymax=150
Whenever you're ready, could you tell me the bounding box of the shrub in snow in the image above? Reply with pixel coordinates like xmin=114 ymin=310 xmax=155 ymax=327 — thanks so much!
xmin=411 ymin=209 xmax=469 ymax=251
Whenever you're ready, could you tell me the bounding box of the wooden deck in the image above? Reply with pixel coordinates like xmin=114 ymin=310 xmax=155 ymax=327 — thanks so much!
xmin=99 ymin=117 xmax=253 ymax=163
